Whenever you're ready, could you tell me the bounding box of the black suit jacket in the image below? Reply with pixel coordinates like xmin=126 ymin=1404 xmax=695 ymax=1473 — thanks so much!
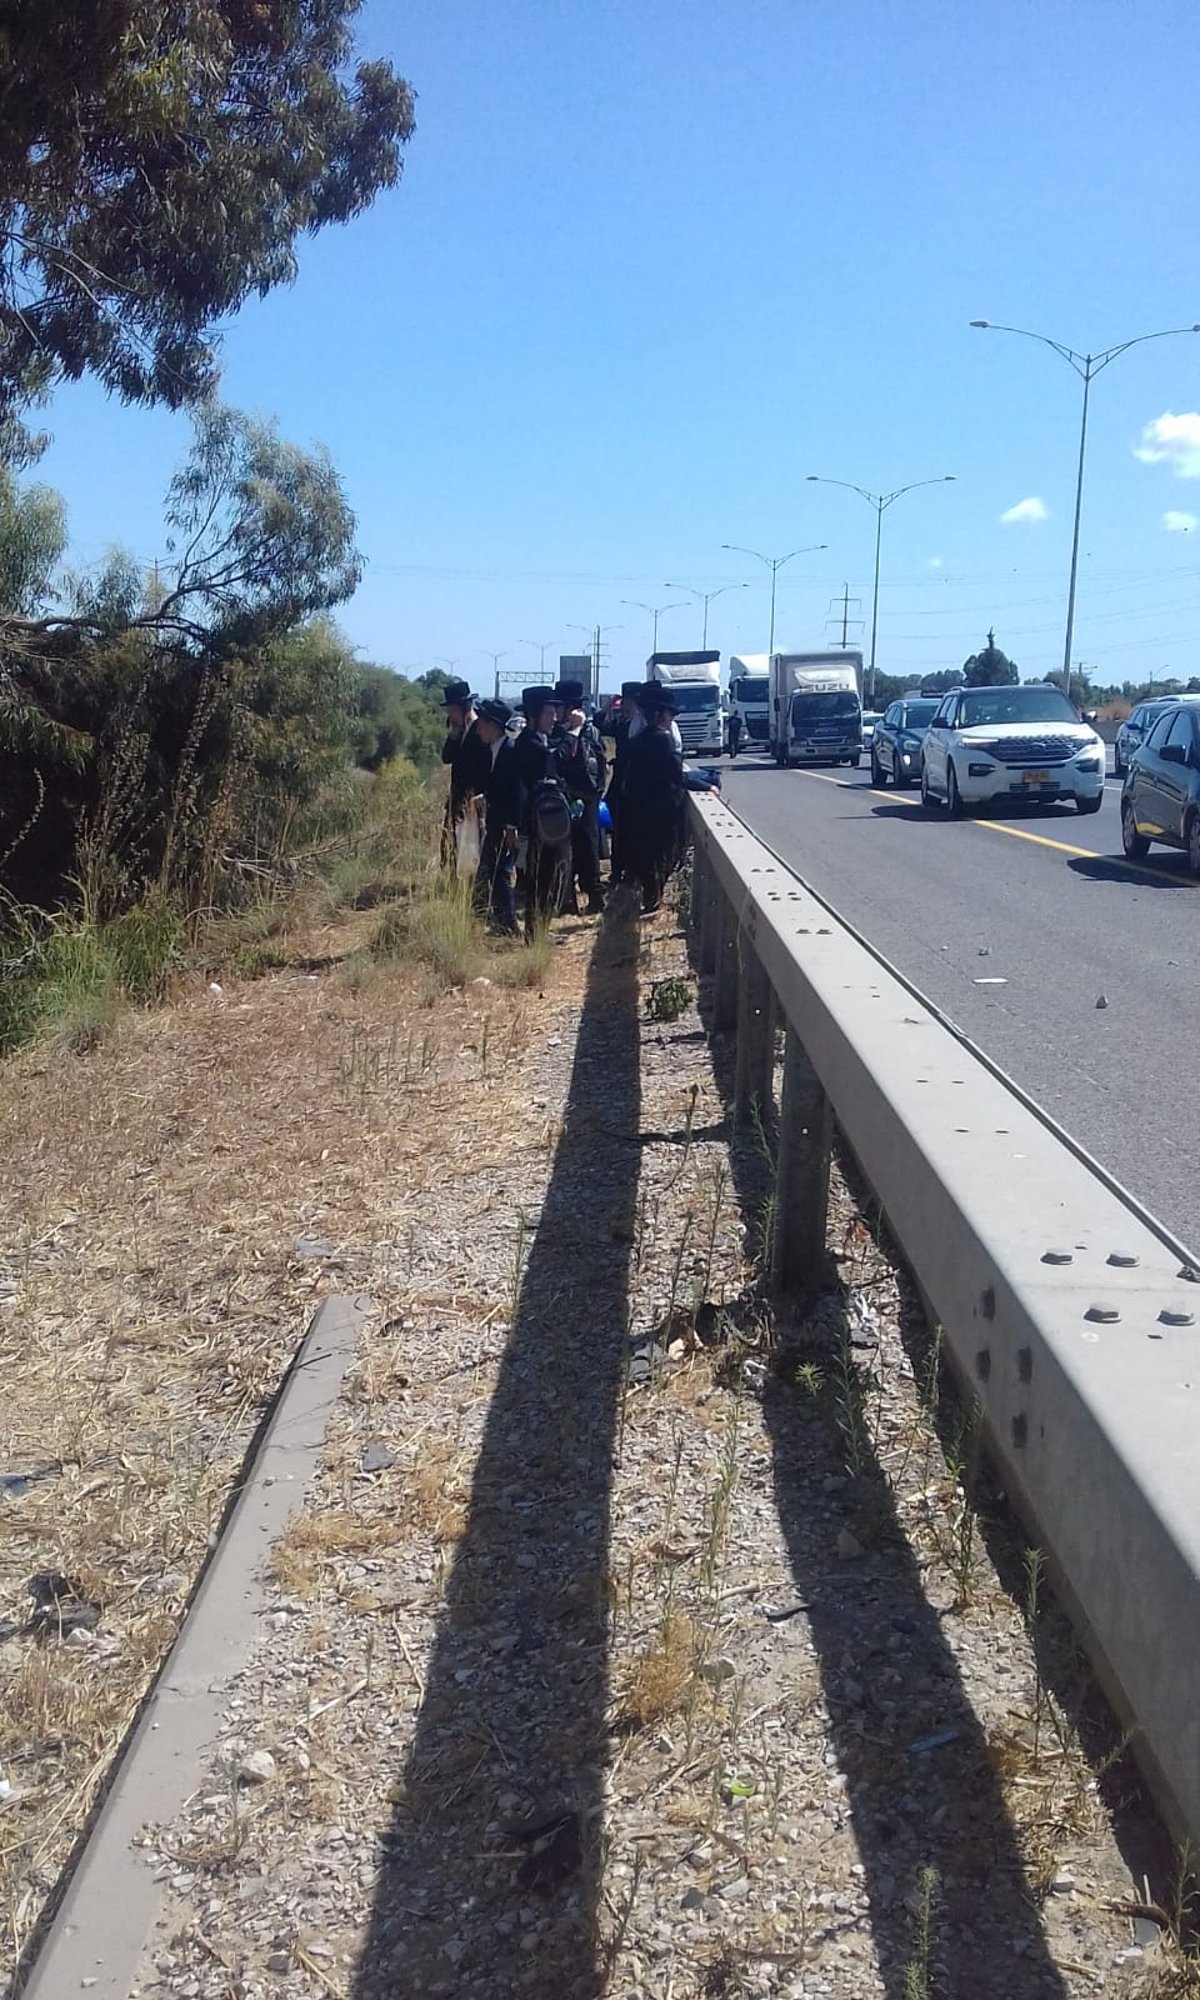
xmin=483 ymin=737 xmax=522 ymax=833
xmin=442 ymin=718 xmax=492 ymax=814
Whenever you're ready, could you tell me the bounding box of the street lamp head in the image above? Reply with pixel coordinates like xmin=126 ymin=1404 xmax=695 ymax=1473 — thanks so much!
xmin=805 ymin=475 xmax=819 ymax=481
xmin=943 ymin=475 xmax=957 ymax=482
xmin=1193 ymin=324 xmax=1200 ymax=333
xmin=970 ymin=320 xmax=989 ymax=328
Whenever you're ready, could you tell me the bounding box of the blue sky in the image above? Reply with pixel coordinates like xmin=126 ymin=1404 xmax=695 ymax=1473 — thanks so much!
xmin=33 ymin=0 xmax=1200 ymax=691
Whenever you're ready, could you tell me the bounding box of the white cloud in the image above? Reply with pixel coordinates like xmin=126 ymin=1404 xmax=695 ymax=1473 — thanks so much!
xmin=1164 ymin=509 xmax=1198 ymax=533
xmin=925 ymin=556 xmax=944 ymax=570
xmin=1000 ymin=496 xmax=1048 ymax=525
xmin=1134 ymin=411 xmax=1200 ymax=478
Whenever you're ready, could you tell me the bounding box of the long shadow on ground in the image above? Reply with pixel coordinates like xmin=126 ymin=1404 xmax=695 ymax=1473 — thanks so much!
xmin=697 ymin=976 xmax=1070 ymax=1997
xmin=350 ymin=913 xmax=642 ymax=1999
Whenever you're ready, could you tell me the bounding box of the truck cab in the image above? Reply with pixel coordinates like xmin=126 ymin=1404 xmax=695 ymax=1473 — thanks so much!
xmin=647 ymin=651 xmax=726 ymax=757
xmin=728 ymin=654 xmax=770 ymax=752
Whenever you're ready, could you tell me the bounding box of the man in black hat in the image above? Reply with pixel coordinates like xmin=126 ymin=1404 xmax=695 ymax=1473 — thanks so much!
xmin=513 ymin=686 xmax=572 ymax=937
xmin=472 ymin=698 xmax=521 ymax=935
xmin=552 ymin=678 xmax=606 ymax=916
xmin=608 ymin=680 xmax=648 ymax=884
xmin=622 ymin=684 xmax=685 ymax=915
xmin=440 ymin=678 xmax=491 ymax=867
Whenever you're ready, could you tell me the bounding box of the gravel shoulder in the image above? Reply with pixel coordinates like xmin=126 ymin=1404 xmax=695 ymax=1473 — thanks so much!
xmin=90 ymin=884 xmax=1189 ymax=2000
xmin=0 ymin=909 xmax=578 ymax=1993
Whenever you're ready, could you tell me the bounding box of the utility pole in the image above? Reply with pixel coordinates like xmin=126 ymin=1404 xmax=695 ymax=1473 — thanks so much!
xmin=826 ymin=584 xmax=862 ymax=650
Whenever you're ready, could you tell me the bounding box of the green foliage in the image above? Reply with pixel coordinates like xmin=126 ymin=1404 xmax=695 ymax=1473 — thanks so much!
xmin=645 ymin=976 xmax=692 ymax=1023
xmin=0 ymin=2 xmax=415 ymax=446
xmin=159 ymin=405 xmax=362 ymax=641
xmin=352 ymin=664 xmax=446 ymax=772
xmin=962 ymin=629 xmax=1018 ymax=686
xmin=0 ymin=410 xmax=367 ymax=911
xmin=0 ymin=466 xmax=66 ymax=614
xmin=0 ymin=895 xmax=181 ymax=1054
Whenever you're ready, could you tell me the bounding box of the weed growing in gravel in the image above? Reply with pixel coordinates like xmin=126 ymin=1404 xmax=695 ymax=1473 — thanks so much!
xmin=1023 ymin=1545 xmax=1048 ymax=1767
xmin=699 ymin=1400 xmax=741 ymax=1599
xmin=903 ymin=1864 xmax=940 ymax=1999
xmin=645 ymin=974 xmax=693 ymax=1023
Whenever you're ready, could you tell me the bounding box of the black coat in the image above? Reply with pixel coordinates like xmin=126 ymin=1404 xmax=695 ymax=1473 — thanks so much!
xmin=442 ymin=717 xmax=492 ymax=815
xmin=511 ymin=726 xmax=562 ymax=835
xmin=622 ymin=726 xmax=684 ymax=863
xmin=483 ymin=736 xmax=522 ymax=834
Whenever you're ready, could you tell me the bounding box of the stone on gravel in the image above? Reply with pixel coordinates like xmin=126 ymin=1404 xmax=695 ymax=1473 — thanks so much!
xmin=237 ymin=1749 xmax=277 ymax=1787
xmin=836 ymin=1527 xmax=864 ymax=1560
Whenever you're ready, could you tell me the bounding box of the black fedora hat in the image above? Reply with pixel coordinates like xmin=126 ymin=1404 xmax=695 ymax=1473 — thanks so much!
xmin=477 ymin=696 xmax=512 ymax=729
xmin=620 ymin=680 xmax=643 ymax=701
xmin=521 ymin=684 xmax=557 ymax=715
xmin=641 ymin=681 xmax=678 ymax=714
xmin=553 ymin=678 xmax=585 ymax=706
xmin=440 ymin=677 xmax=476 ymax=709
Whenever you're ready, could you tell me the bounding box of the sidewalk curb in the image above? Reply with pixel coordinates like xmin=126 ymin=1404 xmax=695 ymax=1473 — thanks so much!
xmin=19 ymin=1292 xmax=371 ymax=1999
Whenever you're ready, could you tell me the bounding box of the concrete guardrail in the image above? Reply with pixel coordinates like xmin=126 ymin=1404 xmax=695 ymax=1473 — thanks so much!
xmin=688 ymin=791 xmax=1200 ymax=1848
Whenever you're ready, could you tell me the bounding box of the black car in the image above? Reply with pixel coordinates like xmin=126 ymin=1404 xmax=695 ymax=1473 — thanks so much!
xmin=870 ymin=696 xmax=940 ymax=788
xmin=1121 ymin=701 xmax=1200 ymax=873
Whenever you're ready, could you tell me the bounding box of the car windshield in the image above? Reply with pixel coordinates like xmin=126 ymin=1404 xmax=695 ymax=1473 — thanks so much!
xmin=731 ymin=677 xmax=768 ymax=702
xmin=660 ymin=685 xmax=718 ymax=712
xmin=899 ymin=700 xmax=938 ymax=729
xmin=791 ymin=691 xmax=859 ymax=722
xmin=958 ymin=686 xmax=1077 ymax=728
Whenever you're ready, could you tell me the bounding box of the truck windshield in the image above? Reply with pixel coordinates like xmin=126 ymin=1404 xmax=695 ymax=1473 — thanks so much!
xmin=790 ymin=692 xmax=859 ymax=724
xmin=731 ymin=678 xmax=769 ymax=703
xmin=665 ymin=686 xmax=719 ymax=712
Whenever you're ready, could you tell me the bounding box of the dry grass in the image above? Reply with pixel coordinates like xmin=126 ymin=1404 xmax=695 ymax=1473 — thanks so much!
xmin=0 ymin=893 xmax=579 ymax=1977
xmin=616 ymin=1608 xmax=702 ymax=1733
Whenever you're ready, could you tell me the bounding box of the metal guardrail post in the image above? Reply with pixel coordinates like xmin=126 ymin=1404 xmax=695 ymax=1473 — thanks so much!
xmin=712 ymin=895 xmax=739 ymax=1033
xmin=697 ymin=862 xmax=719 ymax=975
xmin=773 ymin=1024 xmax=831 ymax=1294
xmin=734 ymin=939 xmax=774 ymax=1126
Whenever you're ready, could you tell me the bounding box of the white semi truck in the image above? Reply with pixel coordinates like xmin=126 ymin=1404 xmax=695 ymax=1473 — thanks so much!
xmin=728 ymin=654 xmax=770 ymax=753
xmin=646 ymin=651 xmax=726 ymax=756
xmin=768 ymin=649 xmax=864 ymax=766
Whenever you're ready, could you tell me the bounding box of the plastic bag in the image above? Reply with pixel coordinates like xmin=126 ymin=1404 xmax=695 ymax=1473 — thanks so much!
xmin=455 ymin=806 xmax=482 ymax=878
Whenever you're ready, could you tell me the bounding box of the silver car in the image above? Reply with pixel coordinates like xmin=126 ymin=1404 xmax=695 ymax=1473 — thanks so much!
xmin=1114 ymin=696 xmax=1200 ymax=777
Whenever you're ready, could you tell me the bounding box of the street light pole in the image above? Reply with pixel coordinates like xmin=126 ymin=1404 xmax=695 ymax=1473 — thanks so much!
xmin=970 ymin=319 xmax=1200 ymax=695
xmin=663 ymin=581 xmax=750 ymax=648
xmin=519 ymin=637 xmax=562 ymax=679
xmin=804 ymin=477 xmax=955 ymax=705
xmin=482 ymin=649 xmax=511 ymax=698
xmin=719 ymin=545 xmax=828 ymax=658
xmin=621 ymin=599 xmax=687 ymax=657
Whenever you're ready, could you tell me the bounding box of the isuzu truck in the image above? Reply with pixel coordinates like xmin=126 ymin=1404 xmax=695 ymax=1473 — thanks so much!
xmin=768 ymin=650 xmax=864 ymax=766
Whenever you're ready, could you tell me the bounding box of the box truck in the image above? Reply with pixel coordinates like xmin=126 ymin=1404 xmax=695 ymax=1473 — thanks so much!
xmin=646 ymin=651 xmax=726 ymax=756
xmin=769 ymin=650 xmax=864 ymax=766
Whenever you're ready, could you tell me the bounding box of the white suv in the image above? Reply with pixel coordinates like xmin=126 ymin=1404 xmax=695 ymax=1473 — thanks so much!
xmin=920 ymin=683 xmax=1106 ymax=816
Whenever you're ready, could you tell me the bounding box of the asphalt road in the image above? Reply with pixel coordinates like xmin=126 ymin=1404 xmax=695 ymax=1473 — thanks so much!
xmin=721 ymin=750 xmax=1200 ymax=1253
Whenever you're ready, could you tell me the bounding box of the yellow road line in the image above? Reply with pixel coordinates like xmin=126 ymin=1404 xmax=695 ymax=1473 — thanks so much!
xmin=789 ymin=766 xmax=1193 ymax=886
xmin=972 ymin=820 xmax=1092 ymax=860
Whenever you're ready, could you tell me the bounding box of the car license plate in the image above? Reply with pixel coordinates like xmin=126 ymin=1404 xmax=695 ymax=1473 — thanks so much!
xmin=1022 ymin=769 xmax=1051 ymax=787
